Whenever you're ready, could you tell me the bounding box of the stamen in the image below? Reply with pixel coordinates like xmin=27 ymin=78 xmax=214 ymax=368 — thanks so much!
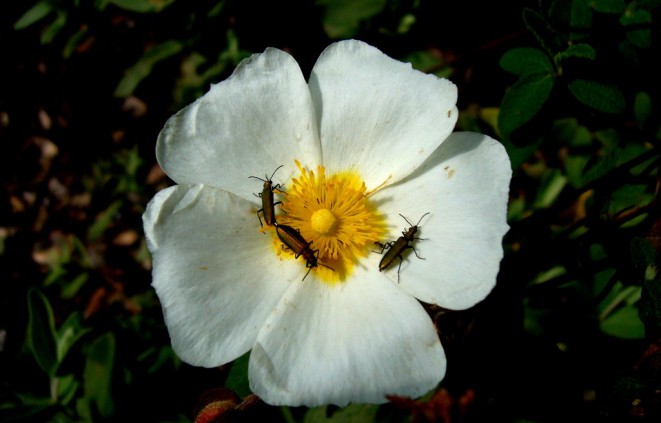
xmin=275 ymin=160 xmax=387 ymax=283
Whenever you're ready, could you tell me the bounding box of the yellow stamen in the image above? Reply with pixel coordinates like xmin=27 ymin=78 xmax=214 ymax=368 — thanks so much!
xmin=274 ymin=160 xmax=387 ymax=284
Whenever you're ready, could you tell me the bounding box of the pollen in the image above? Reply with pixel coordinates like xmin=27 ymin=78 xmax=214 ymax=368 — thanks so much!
xmin=277 ymin=160 xmax=387 ymax=283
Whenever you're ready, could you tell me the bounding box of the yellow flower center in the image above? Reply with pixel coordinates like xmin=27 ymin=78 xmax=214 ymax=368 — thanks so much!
xmin=310 ymin=209 xmax=337 ymax=235
xmin=273 ymin=160 xmax=387 ymax=284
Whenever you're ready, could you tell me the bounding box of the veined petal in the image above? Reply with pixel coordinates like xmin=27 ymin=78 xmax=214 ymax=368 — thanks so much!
xmin=157 ymin=48 xmax=321 ymax=201
xmin=309 ymin=40 xmax=458 ymax=191
xmin=143 ymin=184 xmax=295 ymax=367
xmin=372 ymin=132 xmax=511 ymax=310
xmin=249 ymin=266 xmax=445 ymax=406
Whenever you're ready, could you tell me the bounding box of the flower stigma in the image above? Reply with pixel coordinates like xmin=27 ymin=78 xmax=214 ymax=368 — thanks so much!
xmin=273 ymin=160 xmax=387 ymax=283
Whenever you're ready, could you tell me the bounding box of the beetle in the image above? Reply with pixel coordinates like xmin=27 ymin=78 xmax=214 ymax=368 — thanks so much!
xmin=275 ymin=223 xmax=334 ymax=280
xmin=375 ymin=212 xmax=430 ymax=282
xmin=249 ymin=165 xmax=285 ymax=227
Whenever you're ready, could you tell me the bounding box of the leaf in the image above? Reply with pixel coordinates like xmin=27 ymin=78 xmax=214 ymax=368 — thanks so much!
xmin=316 ymin=0 xmax=387 ymax=38
xmin=14 ymin=1 xmax=53 ymax=30
xmin=56 ymin=312 xmax=91 ymax=364
xmin=522 ymin=8 xmax=566 ymax=53
xmin=630 ymin=237 xmax=656 ymax=271
xmin=555 ymin=43 xmax=596 ymax=62
xmin=404 ymin=50 xmax=447 ymax=74
xmin=82 ymin=333 xmax=115 ymax=418
xmin=224 ymin=352 xmax=251 ymax=398
xmin=105 ymin=0 xmax=175 ymax=13
xmin=498 ymin=73 xmax=555 ymax=137
xmin=564 ymin=154 xmax=590 ymax=187
xmin=501 ymin=136 xmax=543 ymax=169
xmin=500 ymin=47 xmax=553 ymax=76
xmin=87 ymin=200 xmax=122 ymax=242
xmin=568 ymin=79 xmax=626 ymax=113
xmin=640 ymin=278 xmax=661 ymax=337
xmin=304 ymin=404 xmax=378 ymax=423
xmin=621 ymin=9 xmax=652 ymax=49
xmin=63 ymin=25 xmax=89 ymax=59
xmin=40 ymin=11 xmax=67 ymax=45
xmin=27 ymin=289 xmax=59 ymax=375
xmin=549 ymin=0 xmax=606 ymax=35
xmin=54 ymin=374 xmax=79 ymax=405
xmin=600 ymin=304 xmax=645 ymax=339
xmin=114 ymin=40 xmax=185 ymax=97
xmin=589 ymin=0 xmax=626 ymax=14
xmin=606 ymin=184 xmax=653 ymax=217
xmin=534 ymin=169 xmax=568 ymax=209
xmin=552 ymin=117 xmax=592 ymax=147
xmin=634 ymin=92 xmax=652 ymax=128
xmin=570 ymin=0 xmax=593 ymax=39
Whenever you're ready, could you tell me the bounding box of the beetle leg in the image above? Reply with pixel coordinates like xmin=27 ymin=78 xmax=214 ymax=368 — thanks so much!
xmin=411 ymin=245 xmax=425 ymax=260
xmin=373 ymin=241 xmax=393 ymax=254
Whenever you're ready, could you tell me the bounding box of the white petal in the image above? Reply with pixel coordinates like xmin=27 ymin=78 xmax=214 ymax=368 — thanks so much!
xmin=309 ymin=40 xmax=458 ymax=190
xmin=157 ymin=48 xmax=321 ymax=202
xmin=249 ymin=266 xmax=445 ymax=406
xmin=143 ymin=184 xmax=296 ymax=367
xmin=372 ymin=132 xmax=511 ymax=310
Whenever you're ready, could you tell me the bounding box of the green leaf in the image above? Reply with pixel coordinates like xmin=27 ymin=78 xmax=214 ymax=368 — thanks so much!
xmin=27 ymin=289 xmax=59 ymax=375
xmin=589 ymin=0 xmax=626 ymax=13
xmin=14 ymin=2 xmax=54 ymax=30
xmin=82 ymin=333 xmax=115 ymax=418
xmin=564 ymin=154 xmax=590 ymax=187
xmin=630 ymin=237 xmax=656 ymax=271
xmin=40 ymin=11 xmax=67 ymax=44
xmin=61 ymin=272 xmax=88 ymax=299
xmin=621 ymin=9 xmax=652 ymax=49
xmin=640 ymin=278 xmax=661 ymax=337
xmin=552 ymin=117 xmax=592 ymax=147
xmin=114 ymin=40 xmax=185 ymax=97
xmin=606 ymin=184 xmax=653 ymax=217
xmin=555 ymin=43 xmax=596 ymax=62
xmin=87 ymin=200 xmax=122 ymax=242
xmin=56 ymin=312 xmax=90 ymax=364
xmin=499 ymin=73 xmax=555 ymax=137
xmin=63 ymin=25 xmax=89 ymax=59
xmin=600 ymin=304 xmax=645 ymax=339
xmin=316 ymin=0 xmax=387 ymax=38
xmin=634 ymin=92 xmax=652 ymax=128
xmin=568 ymin=79 xmax=626 ymax=113
xmin=54 ymin=374 xmax=79 ymax=405
xmin=534 ymin=169 xmax=568 ymax=209
xmin=404 ymin=50 xmax=447 ymax=74
xmin=501 ymin=137 xmax=543 ymax=169
xmin=522 ymin=8 xmax=566 ymax=53
xmin=304 ymin=404 xmax=378 ymax=423
xmin=105 ymin=0 xmax=175 ymax=13
xmin=500 ymin=48 xmax=553 ymax=76
xmin=224 ymin=352 xmax=251 ymax=398
xmin=571 ymin=0 xmax=593 ymax=39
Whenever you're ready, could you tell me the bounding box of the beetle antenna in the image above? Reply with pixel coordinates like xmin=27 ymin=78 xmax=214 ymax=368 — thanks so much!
xmin=416 ymin=212 xmax=430 ymax=226
xmin=399 ymin=214 xmax=413 ymax=226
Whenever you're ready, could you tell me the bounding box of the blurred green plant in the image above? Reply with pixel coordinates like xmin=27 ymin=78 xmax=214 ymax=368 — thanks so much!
xmin=6 ymin=0 xmax=661 ymax=421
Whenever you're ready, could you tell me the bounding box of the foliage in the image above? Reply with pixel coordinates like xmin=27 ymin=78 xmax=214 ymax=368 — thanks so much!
xmin=2 ymin=0 xmax=660 ymax=422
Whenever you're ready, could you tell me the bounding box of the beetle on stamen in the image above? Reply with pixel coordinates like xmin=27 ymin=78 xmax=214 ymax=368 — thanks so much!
xmin=275 ymin=223 xmax=335 ymax=280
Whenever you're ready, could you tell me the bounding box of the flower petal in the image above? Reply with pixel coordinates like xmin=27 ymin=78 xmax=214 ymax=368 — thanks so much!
xmin=157 ymin=48 xmax=321 ymax=201
xmin=249 ymin=266 xmax=445 ymax=406
xmin=372 ymin=132 xmax=511 ymax=310
xmin=309 ymin=40 xmax=458 ymax=190
xmin=143 ymin=184 xmax=296 ymax=367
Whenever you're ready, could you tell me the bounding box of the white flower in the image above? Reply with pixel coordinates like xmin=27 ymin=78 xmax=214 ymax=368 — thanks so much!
xmin=143 ymin=40 xmax=511 ymax=407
